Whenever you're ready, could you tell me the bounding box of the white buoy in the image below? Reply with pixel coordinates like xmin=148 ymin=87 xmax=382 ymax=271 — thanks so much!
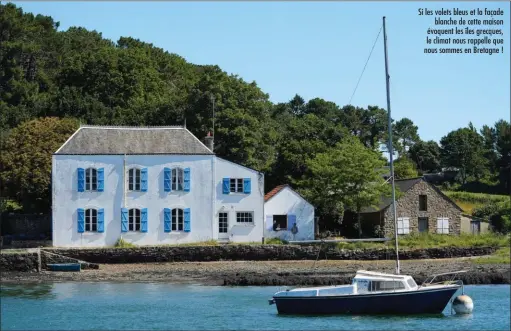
xmin=452 ymin=295 xmax=474 ymax=314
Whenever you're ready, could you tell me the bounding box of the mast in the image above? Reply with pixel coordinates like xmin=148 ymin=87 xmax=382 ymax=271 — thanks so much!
xmin=383 ymin=16 xmax=400 ymax=275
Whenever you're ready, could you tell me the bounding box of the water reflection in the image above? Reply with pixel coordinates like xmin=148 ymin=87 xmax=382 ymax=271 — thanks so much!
xmin=0 ymin=283 xmax=56 ymax=300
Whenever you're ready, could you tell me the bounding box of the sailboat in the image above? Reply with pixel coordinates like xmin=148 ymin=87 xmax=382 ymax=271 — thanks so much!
xmin=268 ymin=17 xmax=469 ymax=315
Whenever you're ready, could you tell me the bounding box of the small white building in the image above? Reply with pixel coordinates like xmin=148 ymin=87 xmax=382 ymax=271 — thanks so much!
xmin=264 ymin=185 xmax=315 ymax=242
xmin=52 ymin=125 xmax=265 ymax=247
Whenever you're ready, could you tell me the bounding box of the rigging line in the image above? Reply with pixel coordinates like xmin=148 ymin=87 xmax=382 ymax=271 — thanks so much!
xmin=347 ymin=24 xmax=383 ymax=106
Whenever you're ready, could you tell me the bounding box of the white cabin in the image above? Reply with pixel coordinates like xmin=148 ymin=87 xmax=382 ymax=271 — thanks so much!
xmin=264 ymin=185 xmax=315 ymax=242
xmin=51 ymin=125 xmax=265 ymax=247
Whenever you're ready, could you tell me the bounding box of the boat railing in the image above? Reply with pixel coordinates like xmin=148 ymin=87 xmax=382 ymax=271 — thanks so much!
xmin=419 ymin=270 xmax=469 ymax=288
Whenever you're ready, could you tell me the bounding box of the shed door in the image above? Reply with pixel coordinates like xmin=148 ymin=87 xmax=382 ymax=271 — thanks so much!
xmin=471 ymin=221 xmax=480 ymax=235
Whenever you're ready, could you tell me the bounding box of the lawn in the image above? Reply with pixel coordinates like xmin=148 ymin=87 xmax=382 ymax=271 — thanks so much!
xmin=442 ymin=190 xmax=509 ymax=214
xmin=472 ymin=246 xmax=511 ymax=264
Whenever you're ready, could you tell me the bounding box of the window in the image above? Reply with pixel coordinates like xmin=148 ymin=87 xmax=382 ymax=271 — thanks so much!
xmin=236 ymin=212 xmax=253 ymax=224
xmin=397 ymin=217 xmax=410 ymax=235
xmin=172 ymin=168 xmax=184 ymax=191
xmin=368 ymin=280 xmax=406 ymax=292
xmin=129 ymin=208 xmax=141 ymax=231
xmin=219 ymin=212 xmax=228 ymax=233
xmin=172 ymin=208 xmax=184 ymax=231
xmin=437 ymin=217 xmax=449 ymax=234
xmin=230 ymin=178 xmax=244 ymax=193
xmin=407 ymin=278 xmax=417 ymax=288
xmin=272 ymin=215 xmax=287 ymax=231
xmin=419 ymin=195 xmax=427 ymax=211
xmin=128 ymin=168 xmax=141 ymax=191
xmin=85 ymin=208 xmax=97 ymax=232
xmin=85 ymin=168 xmax=97 ymax=191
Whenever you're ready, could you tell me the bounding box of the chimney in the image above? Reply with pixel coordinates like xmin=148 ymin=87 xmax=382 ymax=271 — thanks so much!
xmin=204 ymin=131 xmax=214 ymax=152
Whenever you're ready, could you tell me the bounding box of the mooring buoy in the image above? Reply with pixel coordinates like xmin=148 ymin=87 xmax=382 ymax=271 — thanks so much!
xmin=452 ymin=295 xmax=474 ymax=314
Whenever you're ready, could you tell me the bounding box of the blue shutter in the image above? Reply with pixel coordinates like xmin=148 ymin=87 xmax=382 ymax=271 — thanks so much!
xmin=164 ymin=167 xmax=171 ymax=192
xmin=97 ymin=208 xmax=105 ymax=233
xmin=141 ymin=168 xmax=148 ymax=192
xmin=164 ymin=208 xmax=171 ymax=232
xmin=77 ymin=208 xmax=85 ymax=233
xmin=97 ymin=168 xmax=104 ymax=192
xmin=141 ymin=208 xmax=148 ymax=233
xmin=243 ymin=178 xmax=251 ymax=194
xmin=77 ymin=168 xmax=85 ymax=192
xmin=288 ymin=214 xmax=297 ymax=230
xmin=184 ymin=208 xmax=191 ymax=232
xmin=121 ymin=208 xmax=128 ymax=232
xmin=183 ymin=168 xmax=191 ymax=192
xmin=222 ymin=178 xmax=230 ymax=194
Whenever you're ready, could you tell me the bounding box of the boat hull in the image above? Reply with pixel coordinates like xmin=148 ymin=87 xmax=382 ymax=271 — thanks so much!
xmin=273 ymin=286 xmax=460 ymax=315
xmin=47 ymin=263 xmax=81 ymax=272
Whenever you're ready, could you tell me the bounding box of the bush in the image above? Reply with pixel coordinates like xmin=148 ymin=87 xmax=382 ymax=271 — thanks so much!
xmin=114 ymin=238 xmax=136 ymax=248
xmin=264 ymin=238 xmax=287 ymax=245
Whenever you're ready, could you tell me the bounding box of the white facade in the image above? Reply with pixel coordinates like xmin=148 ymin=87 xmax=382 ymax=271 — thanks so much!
xmin=51 ymin=126 xmax=264 ymax=247
xmin=264 ymin=185 xmax=315 ymax=242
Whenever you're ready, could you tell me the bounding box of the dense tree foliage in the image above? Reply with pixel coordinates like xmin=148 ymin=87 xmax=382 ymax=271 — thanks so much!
xmin=0 ymin=3 xmax=509 ymax=233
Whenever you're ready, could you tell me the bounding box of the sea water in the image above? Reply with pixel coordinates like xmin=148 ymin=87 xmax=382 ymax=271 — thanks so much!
xmin=1 ymin=283 xmax=510 ymax=330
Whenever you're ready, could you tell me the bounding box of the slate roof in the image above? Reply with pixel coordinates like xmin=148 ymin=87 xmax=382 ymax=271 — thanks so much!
xmin=360 ymin=177 xmax=423 ymax=213
xmin=55 ymin=126 xmax=214 ymax=155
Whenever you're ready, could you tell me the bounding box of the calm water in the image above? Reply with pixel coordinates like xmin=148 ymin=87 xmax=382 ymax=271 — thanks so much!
xmin=1 ymin=283 xmax=510 ymax=330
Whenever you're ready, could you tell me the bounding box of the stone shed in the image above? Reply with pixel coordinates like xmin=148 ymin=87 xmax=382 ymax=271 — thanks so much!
xmin=358 ymin=177 xmax=463 ymax=237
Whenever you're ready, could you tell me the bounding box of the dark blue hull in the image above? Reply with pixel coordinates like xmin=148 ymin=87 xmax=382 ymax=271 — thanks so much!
xmin=47 ymin=263 xmax=81 ymax=272
xmin=273 ymin=286 xmax=460 ymax=315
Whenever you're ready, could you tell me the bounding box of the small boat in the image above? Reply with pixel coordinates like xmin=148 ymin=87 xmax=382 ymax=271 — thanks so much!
xmin=269 ymin=270 xmax=467 ymax=315
xmin=47 ymin=263 xmax=81 ymax=272
xmin=268 ymin=16 xmax=471 ymax=316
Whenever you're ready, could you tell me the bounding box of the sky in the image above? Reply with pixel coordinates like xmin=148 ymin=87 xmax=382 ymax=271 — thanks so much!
xmin=11 ymin=1 xmax=511 ymax=143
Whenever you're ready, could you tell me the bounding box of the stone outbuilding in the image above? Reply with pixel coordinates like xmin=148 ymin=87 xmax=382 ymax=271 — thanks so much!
xmin=358 ymin=177 xmax=463 ymax=237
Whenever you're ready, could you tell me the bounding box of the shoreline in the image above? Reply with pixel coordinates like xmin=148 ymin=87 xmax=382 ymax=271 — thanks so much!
xmin=2 ymin=259 xmax=509 ymax=286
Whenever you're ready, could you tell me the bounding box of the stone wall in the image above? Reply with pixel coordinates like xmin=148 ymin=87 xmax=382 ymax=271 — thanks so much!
xmin=42 ymin=245 xmax=497 ymax=264
xmin=383 ymin=180 xmax=462 ymax=237
xmin=0 ymin=253 xmax=39 ymax=272
xmin=0 ymin=213 xmax=51 ymax=239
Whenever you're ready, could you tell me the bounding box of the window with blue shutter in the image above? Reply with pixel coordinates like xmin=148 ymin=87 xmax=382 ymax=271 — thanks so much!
xmin=287 ymin=214 xmax=297 ymax=230
xmin=164 ymin=208 xmax=171 ymax=232
xmin=121 ymin=208 xmax=128 ymax=232
xmin=243 ymin=178 xmax=251 ymax=194
xmin=222 ymin=178 xmax=230 ymax=194
xmin=77 ymin=208 xmax=85 ymax=233
xmin=141 ymin=208 xmax=148 ymax=232
xmin=141 ymin=168 xmax=148 ymax=192
xmin=77 ymin=168 xmax=85 ymax=192
xmin=183 ymin=168 xmax=191 ymax=192
xmin=97 ymin=168 xmax=104 ymax=192
xmin=164 ymin=168 xmax=171 ymax=192
xmin=97 ymin=208 xmax=105 ymax=233
xmin=184 ymin=208 xmax=191 ymax=232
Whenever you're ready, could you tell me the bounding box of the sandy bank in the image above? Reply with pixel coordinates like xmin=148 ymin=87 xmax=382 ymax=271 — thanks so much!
xmin=1 ymin=258 xmax=509 ymax=286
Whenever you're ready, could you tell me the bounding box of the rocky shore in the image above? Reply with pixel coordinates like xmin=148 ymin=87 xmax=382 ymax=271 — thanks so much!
xmin=1 ymin=258 xmax=509 ymax=286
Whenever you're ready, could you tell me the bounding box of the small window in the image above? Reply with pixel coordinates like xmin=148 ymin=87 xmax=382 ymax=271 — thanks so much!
xmin=437 ymin=217 xmax=449 ymax=234
xmin=128 ymin=168 xmax=141 ymax=191
xmin=172 ymin=208 xmax=184 ymax=231
xmin=218 ymin=212 xmax=228 ymax=233
xmin=236 ymin=212 xmax=253 ymax=223
xmin=172 ymin=168 xmax=184 ymax=191
xmin=272 ymin=215 xmax=287 ymax=231
xmin=397 ymin=217 xmax=410 ymax=235
xmin=407 ymin=278 xmax=417 ymax=288
xmin=85 ymin=208 xmax=97 ymax=232
xmin=128 ymin=208 xmax=141 ymax=231
xmin=368 ymin=280 xmax=405 ymax=291
xmin=230 ymin=178 xmax=244 ymax=193
xmin=85 ymin=168 xmax=98 ymax=191
xmin=419 ymin=195 xmax=427 ymax=211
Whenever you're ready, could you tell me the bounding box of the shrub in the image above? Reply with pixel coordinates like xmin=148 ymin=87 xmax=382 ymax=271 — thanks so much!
xmin=114 ymin=238 xmax=136 ymax=248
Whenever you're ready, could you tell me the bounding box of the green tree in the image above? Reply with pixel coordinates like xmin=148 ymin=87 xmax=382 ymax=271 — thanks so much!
xmin=296 ymin=136 xmax=391 ymax=237
xmin=394 ymin=117 xmax=420 ymax=155
xmin=407 ymin=140 xmax=441 ymax=173
xmin=494 ymin=120 xmax=511 ymax=193
xmin=440 ymin=126 xmax=487 ymax=184
xmin=0 ymin=117 xmax=79 ymax=212
xmin=393 ymin=156 xmax=419 ymax=179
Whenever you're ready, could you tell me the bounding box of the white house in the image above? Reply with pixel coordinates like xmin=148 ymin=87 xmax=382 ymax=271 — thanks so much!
xmin=51 ymin=125 xmax=265 ymax=247
xmin=264 ymin=185 xmax=315 ymax=242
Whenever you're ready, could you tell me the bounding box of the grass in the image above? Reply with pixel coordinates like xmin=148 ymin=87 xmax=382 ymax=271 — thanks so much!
xmin=113 ymin=238 xmax=137 ymax=248
xmin=472 ymin=246 xmax=510 ymax=264
xmin=332 ymin=233 xmax=509 ymax=250
xmin=442 ymin=191 xmax=509 ymax=214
